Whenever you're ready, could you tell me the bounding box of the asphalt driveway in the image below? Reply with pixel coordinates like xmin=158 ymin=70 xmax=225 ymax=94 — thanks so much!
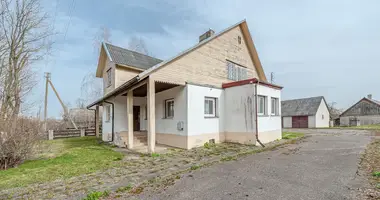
xmin=136 ymin=129 xmax=374 ymax=200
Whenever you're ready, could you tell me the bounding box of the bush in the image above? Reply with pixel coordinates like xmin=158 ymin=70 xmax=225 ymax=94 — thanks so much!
xmin=0 ymin=118 xmax=42 ymax=170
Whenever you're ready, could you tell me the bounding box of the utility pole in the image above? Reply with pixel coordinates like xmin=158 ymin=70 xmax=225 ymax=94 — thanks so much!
xmin=43 ymin=72 xmax=50 ymax=132
xmin=48 ymin=79 xmax=78 ymax=129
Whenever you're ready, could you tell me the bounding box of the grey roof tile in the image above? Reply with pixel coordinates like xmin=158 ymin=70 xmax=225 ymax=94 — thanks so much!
xmin=104 ymin=43 xmax=162 ymax=70
xmin=281 ymin=96 xmax=324 ymax=117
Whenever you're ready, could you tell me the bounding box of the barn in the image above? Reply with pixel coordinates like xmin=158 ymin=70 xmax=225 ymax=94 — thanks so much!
xmin=281 ymin=96 xmax=330 ymax=128
xmin=340 ymin=94 xmax=380 ymax=126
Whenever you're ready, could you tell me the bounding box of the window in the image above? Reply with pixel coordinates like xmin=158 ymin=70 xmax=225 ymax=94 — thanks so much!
xmin=204 ymin=97 xmax=217 ymax=117
xmin=322 ymin=114 xmax=324 ymax=120
xmin=106 ymin=68 xmax=112 ymax=87
xmin=165 ymin=99 xmax=174 ymax=118
xmin=271 ymin=97 xmax=279 ymax=115
xmin=258 ymin=96 xmax=266 ymax=115
xmin=238 ymin=36 xmax=241 ymax=44
xmin=227 ymin=60 xmax=247 ymax=81
xmin=105 ymin=105 xmax=111 ymax=122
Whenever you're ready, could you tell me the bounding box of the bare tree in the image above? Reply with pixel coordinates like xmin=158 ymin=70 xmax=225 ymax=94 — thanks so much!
xmin=0 ymin=0 xmax=52 ymax=123
xmin=78 ymin=26 xmax=110 ymax=107
xmin=0 ymin=0 xmax=51 ymax=169
xmin=128 ymin=36 xmax=150 ymax=56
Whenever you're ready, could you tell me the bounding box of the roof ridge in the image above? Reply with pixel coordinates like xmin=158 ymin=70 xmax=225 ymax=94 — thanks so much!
xmin=104 ymin=42 xmax=162 ymax=61
xmin=282 ymin=96 xmax=323 ymax=102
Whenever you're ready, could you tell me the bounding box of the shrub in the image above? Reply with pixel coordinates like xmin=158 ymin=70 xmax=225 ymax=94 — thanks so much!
xmin=372 ymin=171 xmax=380 ymax=177
xmin=0 ymin=118 xmax=42 ymax=170
xmin=190 ymin=165 xmax=200 ymax=170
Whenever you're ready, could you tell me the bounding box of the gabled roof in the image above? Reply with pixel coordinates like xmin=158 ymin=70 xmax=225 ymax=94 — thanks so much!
xmin=340 ymin=97 xmax=380 ymax=117
xmin=139 ymin=19 xmax=267 ymax=81
xmin=96 ymin=43 xmax=162 ymax=77
xmin=281 ymin=96 xmax=325 ymax=117
xmin=88 ymin=19 xmax=267 ymax=108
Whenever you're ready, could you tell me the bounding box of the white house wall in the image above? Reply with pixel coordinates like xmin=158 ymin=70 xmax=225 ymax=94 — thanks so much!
xmin=223 ymin=84 xmax=256 ymax=144
xmin=256 ymin=84 xmax=282 ymax=143
xmin=187 ymin=84 xmax=224 ymax=148
xmin=308 ymin=115 xmax=316 ymax=128
xmin=315 ymin=99 xmax=330 ymax=127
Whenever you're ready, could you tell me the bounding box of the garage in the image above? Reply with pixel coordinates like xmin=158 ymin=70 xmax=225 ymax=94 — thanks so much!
xmin=291 ymin=116 xmax=308 ymax=128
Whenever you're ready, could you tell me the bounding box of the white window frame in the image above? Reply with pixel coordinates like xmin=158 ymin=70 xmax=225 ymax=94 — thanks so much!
xmin=204 ymin=97 xmax=217 ymax=117
xmin=258 ymin=95 xmax=266 ymax=115
xmin=105 ymin=105 xmax=111 ymax=122
xmin=226 ymin=60 xmax=247 ymax=81
xmin=271 ymin=97 xmax=279 ymax=115
xmin=164 ymin=99 xmax=174 ymax=118
xmin=106 ymin=68 xmax=112 ymax=88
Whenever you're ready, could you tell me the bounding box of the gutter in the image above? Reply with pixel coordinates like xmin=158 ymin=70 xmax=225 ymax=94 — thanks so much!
xmin=104 ymin=100 xmax=115 ymax=142
xmin=254 ymin=82 xmax=265 ymax=147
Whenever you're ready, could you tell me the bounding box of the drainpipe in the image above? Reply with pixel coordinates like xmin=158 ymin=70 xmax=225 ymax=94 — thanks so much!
xmin=104 ymin=100 xmax=115 ymax=142
xmin=254 ymin=81 xmax=265 ymax=147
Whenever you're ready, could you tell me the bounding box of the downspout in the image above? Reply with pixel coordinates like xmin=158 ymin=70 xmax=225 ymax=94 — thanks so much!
xmin=104 ymin=100 xmax=115 ymax=142
xmin=254 ymin=81 xmax=265 ymax=147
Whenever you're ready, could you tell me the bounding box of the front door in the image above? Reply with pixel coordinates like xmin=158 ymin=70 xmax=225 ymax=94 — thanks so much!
xmin=133 ymin=106 xmax=140 ymax=131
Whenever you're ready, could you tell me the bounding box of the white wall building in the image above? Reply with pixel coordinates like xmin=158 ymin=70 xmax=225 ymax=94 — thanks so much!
xmin=281 ymin=96 xmax=330 ymax=128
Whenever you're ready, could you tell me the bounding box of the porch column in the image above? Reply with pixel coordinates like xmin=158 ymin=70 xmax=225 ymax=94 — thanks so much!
xmin=95 ymin=105 xmax=100 ymax=138
xmin=127 ymin=90 xmax=134 ymax=149
xmin=147 ymin=77 xmax=155 ymax=153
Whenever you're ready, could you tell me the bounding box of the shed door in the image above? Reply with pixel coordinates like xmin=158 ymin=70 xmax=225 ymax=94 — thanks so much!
xmin=292 ymin=116 xmax=308 ymax=128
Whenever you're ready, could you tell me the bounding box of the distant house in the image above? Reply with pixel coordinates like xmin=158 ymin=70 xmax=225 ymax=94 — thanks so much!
xmin=281 ymin=96 xmax=330 ymax=128
xmin=340 ymin=94 xmax=380 ymax=126
xmin=87 ymin=20 xmax=283 ymax=152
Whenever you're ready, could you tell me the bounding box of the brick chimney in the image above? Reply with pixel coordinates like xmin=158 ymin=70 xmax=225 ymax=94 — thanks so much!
xmin=199 ymin=29 xmax=215 ymax=43
xmin=367 ymin=94 xmax=372 ymax=99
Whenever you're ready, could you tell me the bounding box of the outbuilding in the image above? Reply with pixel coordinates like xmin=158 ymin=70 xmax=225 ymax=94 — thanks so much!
xmin=281 ymin=96 xmax=330 ymax=128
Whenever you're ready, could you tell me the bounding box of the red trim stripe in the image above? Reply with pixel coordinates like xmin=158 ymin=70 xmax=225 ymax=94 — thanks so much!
xmin=222 ymin=78 xmax=283 ymax=90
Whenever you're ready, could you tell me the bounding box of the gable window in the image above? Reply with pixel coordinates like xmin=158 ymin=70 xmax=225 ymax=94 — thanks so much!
xmin=271 ymin=97 xmax=279 ymax=115
xmin=258 ymin=96 xmax=266 ymax=115
xmin=238 ymin=36 xmax=242 ymax=44
xmin=164 ymin=99 xmax=174 ymax=118
xmin=227 ymin=60 xmax=247 ymax=81
xmin=106 ymin=68 xmax=112 ymax=87
xmin=205 ymin=97 xmax=217 ymax=117
xmin=105 ymin=105 xmax=111 ymax=122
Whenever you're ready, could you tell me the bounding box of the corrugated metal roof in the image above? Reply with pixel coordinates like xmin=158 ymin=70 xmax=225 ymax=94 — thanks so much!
xmin=281 ymin=96 xmax=324 ymax=117
xmin=104 ymin=43 xmax=162 ymax=70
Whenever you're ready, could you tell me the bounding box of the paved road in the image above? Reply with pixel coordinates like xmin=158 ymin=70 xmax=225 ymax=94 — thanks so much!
xmin=138 ymin=129 xmax=374 ymax=200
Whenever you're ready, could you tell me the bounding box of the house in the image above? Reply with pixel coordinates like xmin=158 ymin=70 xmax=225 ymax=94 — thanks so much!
xmin=87 ymin=20 xmax=283 ymax=152
xmin=340 ymin=94 xmax=380 ymax=126
xmin=281 ymin=96 xmax=330 ymax=128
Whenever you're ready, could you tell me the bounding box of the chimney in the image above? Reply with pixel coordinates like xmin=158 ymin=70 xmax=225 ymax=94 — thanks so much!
xmin=199 ymin=29 xmax=215 ymax=43
xmin=367 ymin=94 xmax=372 ymax=99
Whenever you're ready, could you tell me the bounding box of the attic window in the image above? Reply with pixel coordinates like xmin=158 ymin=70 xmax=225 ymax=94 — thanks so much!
xmin=238 ymin=36 xmax=241 ymax=44
xmin=106 ymin=68 xmax=112 ymax=87
xmin=227 ymin=60 xmax=247 ymax=81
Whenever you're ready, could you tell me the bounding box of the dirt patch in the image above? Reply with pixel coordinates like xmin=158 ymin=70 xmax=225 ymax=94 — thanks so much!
xmin=356 ymin=139 xmax=380 ymax=199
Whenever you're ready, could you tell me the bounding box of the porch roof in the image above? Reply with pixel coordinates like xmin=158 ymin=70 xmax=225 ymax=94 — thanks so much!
xmin=86 ymin=77 xmax=181 ymax=108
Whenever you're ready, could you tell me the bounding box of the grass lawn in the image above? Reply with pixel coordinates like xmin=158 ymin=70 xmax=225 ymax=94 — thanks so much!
xmin=282 ymin=132 xmax=305 ymax=139
xmin=326 ymin=124 xmax=380 ymax=131
xmin=0 ymin=137 xmax=123 ymax=189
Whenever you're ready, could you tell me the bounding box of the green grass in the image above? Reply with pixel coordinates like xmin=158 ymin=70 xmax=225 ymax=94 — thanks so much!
xmin=282 ymin=132 xmax=305 ymax=139
xmin=326 ymin=124 xmax=380 ymax=130
xmin=0 ymin=137 xmax=123 ymax=189
xmin=83 ymin=190 xmax=110 ymax=200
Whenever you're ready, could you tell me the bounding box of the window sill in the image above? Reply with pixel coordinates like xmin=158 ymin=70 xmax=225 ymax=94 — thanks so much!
xmin=204 ymin=116 xmax=219 ymax=119
xmin=258 ymin=115 xmax=269 ymax=117
xmin=162 ymin=117 xmax=174 ymax=119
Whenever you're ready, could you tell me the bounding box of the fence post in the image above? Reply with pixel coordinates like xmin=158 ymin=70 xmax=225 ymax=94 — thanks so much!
xmin=80 ymin=129 xmax=85 ymax=137
xmin=48 ymin=130 xmax=54 ymax=140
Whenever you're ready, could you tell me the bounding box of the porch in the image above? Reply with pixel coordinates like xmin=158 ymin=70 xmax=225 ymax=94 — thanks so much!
xmin=94 ymin=77 xmax=184 ymax=153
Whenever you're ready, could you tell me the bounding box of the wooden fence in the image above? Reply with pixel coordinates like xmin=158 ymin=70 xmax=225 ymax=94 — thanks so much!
xmin=49 ymin=128 xmax=98 ymax=139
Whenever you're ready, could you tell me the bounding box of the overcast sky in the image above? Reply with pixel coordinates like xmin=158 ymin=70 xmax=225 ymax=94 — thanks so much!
xmin=29 ymin=0 xmax=380 ymax=118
